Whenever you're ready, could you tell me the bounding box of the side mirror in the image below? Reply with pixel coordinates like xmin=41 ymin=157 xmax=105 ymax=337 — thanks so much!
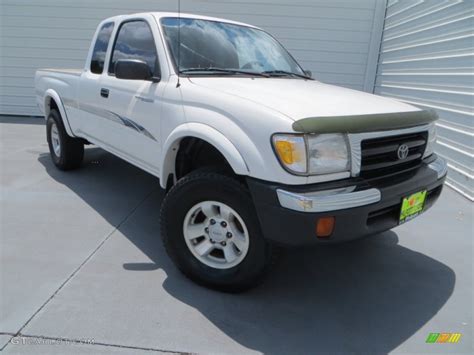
xmin=304 ymin=70 xmax=312 ymax=78
xmin=115 ymin=59 xmax=159 ymax=82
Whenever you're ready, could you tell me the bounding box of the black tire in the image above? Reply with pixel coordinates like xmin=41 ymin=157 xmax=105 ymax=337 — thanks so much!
xmin=46 ymin=109 xmax=84 ymax=170
xmin=160 ymin=169 xmax=276 ymax=292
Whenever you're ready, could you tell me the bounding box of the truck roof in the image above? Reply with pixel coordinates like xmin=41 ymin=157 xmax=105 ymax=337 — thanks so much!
xmin=103 ymin=12 xmax=259 ymax=30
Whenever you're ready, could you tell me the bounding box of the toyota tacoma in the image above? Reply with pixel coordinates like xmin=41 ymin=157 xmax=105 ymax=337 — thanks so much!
xmin=35 ymin=12 xmax=447 ymax=292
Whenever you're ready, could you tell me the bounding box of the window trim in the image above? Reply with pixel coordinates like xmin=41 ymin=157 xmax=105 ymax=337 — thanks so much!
xmin=108 ymin=19 xmax=161 ymax=78
xmin=90 ymin=22 xmax=115 ymax=75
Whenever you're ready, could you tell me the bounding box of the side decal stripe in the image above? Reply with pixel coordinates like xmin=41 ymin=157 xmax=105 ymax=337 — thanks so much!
xmin=63 ymin=99 xmax=157 ymax=142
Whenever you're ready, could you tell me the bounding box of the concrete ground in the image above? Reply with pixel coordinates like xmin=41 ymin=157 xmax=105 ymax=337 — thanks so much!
xmin=0 ymin=116 xmax=472 ymax=354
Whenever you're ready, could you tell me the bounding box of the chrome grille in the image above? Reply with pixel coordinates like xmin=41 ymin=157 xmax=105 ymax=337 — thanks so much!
xmin=360 ymin=132 xmax=428 ymax=178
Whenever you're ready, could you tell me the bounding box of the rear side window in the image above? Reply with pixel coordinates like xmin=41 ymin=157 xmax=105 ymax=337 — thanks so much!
xmin=109 ymin=20 xmax=159 ymax=76
xmin=90 ymin=22 xmax=115 ymax=74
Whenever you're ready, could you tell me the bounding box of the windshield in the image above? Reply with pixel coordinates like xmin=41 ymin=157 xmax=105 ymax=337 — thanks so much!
xmin=160 ymin=17 xmax=306 ymax=77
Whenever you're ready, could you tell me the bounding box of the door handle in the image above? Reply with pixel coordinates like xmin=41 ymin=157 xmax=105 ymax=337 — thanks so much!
xmin=100 ymin=88 xmax=109 ymax=98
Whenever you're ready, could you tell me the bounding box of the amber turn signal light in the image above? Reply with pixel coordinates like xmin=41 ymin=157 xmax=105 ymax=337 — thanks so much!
xmin=316 ymin=217 xmax=335 ymax=238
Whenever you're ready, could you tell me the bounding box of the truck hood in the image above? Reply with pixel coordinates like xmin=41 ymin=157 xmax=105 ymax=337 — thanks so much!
xmin=188 ymin=77 xmax=419 ymax=120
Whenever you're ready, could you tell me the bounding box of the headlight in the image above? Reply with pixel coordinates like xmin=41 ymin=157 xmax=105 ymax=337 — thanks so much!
xmin=307 ymin=134 xmax=350 ymax=174
xmin=272 ymin=133 xmax=350 ymax=175
xmin=423 ymin=122 xmax=437 ymax=158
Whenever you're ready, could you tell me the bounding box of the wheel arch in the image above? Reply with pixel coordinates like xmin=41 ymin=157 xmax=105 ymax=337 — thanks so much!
xmin=44 ymin=89 xmax=75 ymax=137
xmin=160 ymin=123 xmax=249 ymax=189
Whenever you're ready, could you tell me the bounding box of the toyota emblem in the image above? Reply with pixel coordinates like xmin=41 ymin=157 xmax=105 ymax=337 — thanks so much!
xmin=397 ymin=144 xmax=409 ymax=160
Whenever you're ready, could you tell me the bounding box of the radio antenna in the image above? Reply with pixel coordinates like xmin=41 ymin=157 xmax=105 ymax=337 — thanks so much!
xmin=176 ymin=0 xmax=181 ymax=88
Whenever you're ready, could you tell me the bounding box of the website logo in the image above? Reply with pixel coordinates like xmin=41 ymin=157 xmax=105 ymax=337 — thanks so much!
xmin=426 ymin=333 xmax=462 ymax=343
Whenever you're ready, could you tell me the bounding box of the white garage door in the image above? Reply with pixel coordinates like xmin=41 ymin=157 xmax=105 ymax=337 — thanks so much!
xmin=0 ymin=0 xmax=384 ymax=116
xmin=374 ymin=0 xmax=474 ymax=200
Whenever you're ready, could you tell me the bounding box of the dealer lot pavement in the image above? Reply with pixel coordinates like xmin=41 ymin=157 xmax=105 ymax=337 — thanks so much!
xmin=0 ymin=117 xmax=472 ymax=354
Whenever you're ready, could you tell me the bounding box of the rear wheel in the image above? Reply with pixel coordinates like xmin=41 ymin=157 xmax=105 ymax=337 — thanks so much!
xmin=46 ymin=109 xmax=84 ymax=170
xmin=160 ymin=169 xmax=275 ymax=292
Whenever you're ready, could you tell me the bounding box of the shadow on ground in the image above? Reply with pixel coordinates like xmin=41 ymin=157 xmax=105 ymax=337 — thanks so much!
xmin=39 ymin=148 xmax=455 ymax=354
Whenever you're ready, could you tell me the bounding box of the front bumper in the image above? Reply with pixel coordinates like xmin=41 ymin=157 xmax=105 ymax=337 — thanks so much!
xmin=247 ymin=155 xmax=447 ymax=246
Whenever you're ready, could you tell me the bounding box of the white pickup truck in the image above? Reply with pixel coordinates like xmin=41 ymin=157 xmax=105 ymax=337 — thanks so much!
xmin=36 ymin=12 xmax=447 ymax=292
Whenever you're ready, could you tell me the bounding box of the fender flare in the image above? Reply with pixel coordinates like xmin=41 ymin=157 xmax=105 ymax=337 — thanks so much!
xmin=160 ymin=122 xmax=249 ymax=188
xmin=44 ymin=89 xmax=75 ymax=137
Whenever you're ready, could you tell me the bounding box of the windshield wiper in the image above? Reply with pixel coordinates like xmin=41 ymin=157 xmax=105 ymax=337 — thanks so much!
xmin=180 ymin=68 xmax=270 ymax=77
xmin=262 ymin=70 xmax=312 ymax=79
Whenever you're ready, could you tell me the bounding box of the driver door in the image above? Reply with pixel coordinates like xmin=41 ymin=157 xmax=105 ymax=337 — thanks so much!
xmin=96 ymin=19 xmax=164 ymax=173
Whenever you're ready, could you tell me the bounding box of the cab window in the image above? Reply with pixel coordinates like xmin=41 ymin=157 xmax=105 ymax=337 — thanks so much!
xmin=90 ymin=22 xmax=114 ymax=74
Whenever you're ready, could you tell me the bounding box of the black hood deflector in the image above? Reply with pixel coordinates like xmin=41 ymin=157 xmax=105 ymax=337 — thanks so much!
xmin=292 ymin=110 xmax=437 ymax=134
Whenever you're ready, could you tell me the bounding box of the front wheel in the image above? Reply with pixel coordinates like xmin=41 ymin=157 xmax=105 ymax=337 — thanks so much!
xmin=160 ymin=170 xmax=275 ymax=292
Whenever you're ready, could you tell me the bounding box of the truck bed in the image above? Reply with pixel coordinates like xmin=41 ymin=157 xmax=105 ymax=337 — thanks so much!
xmin=35 ymin=68 xmax=83 ymax=117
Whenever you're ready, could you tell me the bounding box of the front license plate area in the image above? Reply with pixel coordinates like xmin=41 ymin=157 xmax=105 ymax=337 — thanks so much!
xmin=399 ymin=190 xmax=427 ymax=224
